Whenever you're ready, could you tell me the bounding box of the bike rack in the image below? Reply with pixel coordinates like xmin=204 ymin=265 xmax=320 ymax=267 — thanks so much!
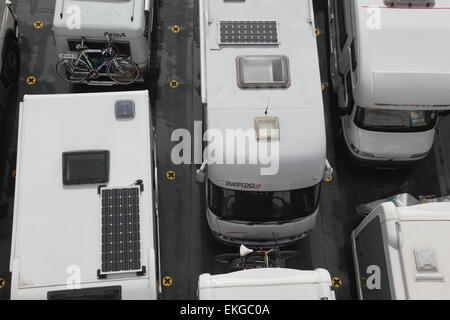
xmin=65 ymin=66 xmax=144 ymax=86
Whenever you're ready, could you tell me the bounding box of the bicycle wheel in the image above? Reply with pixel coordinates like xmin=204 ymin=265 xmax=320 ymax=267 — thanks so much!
xmin=107 ymin=57 xmax=140 ymax=85
xmin=56 ymin=58 xmax=90 ymax=83
xmin=214 ymin=253 xmax=241 ymax=265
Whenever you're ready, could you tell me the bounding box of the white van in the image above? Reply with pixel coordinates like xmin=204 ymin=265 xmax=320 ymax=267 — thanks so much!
xmin=198 ymin=268 xmax=335 ymax=300
xmin=53 ymin=0 xmax=154 ymax=84
xmin=352 ymin=200 xmax=450 ymax=300
xmin=10 ymin=91 xmax=160 ymax=299
xmin=198 ymin=0 xmax=331 ymax=247
xmin=328 ymin=0 xmax=450 ymax=165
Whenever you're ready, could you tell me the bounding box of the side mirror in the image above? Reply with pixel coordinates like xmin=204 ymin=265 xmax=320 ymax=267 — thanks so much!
xmin=324 ymin=159 xmax=333 ymax=182
xmin=196 ymin=159 xmax=207 ymax=184
xmin=337 ymin=106 xmax=347 ymax=117
xmin=196 ymin=169 xmax=205 ymax=183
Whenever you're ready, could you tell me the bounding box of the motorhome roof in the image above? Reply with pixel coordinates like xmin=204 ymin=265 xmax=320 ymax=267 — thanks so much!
xmin=202 ymin=0 xmax=326 ymax=190
xmin=10 ymin=91 xmax=157 ymax=299
xmin=355 ymin=0 xmax=450 ymax=107
xmin=53 ymin=0 xmax=146 ymax=39
xmin=203 ymin=0 xmax=322 ymax=111
xmin=380 ymin=202 xmax=450 ymax=299
xmin=198 ymin=268 xmax=335 ymax=300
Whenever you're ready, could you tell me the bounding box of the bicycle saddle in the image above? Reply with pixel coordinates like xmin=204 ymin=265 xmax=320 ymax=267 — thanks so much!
xmin=75 ymin=44 xmax=88 ymax=51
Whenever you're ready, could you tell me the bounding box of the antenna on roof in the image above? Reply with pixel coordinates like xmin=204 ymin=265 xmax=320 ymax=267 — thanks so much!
xmin=131 ymin=0 xmax=136 ymax=22
xmin=60 ymin=0 xmax=65 ymax=18
xmin=264 ymin=97 xmax=271 ymax=115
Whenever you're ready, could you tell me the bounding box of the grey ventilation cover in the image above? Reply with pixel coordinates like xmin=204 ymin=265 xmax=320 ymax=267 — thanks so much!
xmin=115 ymin=100 xmax=135 ymax=120
xmin=414 ymin=248 xmax=438 ymax=271
xmin=254 ymin=116 xmax=280 ymax=140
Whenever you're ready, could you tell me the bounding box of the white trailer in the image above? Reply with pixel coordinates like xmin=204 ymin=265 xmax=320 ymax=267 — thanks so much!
xmin=328 ymin=0 xmax=450 ymax=165
xmin=53 ymin=0 xmax=154 ymax=84
xmin=10 ymin=90 xmax=160 ymax=300
xmin=198 ymin=268 xmax=335 ymax=300
xmin=351 ymin=200 xmax=450 ymax=300
xmin=198 ymin=0 xmax=331 ymax=247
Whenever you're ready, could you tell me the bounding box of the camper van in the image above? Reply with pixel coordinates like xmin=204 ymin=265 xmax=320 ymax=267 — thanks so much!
xmin=198 ymin=268 xmax=335 ymax=300
xmin=328 ymin=0 xmax=450 ymax=165
xmin=198 ymin=0 xmax=331 ymax=246
xmin=53 ymin=0 xmax=154 ymax=84
xmin=352 ymin=200 xmax=450 ymax=300
xmin=10 ymin=91 xmax=160 ymax=300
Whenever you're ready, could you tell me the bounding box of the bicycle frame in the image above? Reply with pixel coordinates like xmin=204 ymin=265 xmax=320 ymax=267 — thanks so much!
xmin=77 ymin=49 xmax=115 ymax=73
xmin=57 ymin=35 xmax=139 ymax=85
xmin=242 ymin=248 xmax=275 ymax=268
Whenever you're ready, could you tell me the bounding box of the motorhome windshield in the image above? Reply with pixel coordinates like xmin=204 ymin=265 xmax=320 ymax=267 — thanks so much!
xmin=208 ymin=181 xmax=320 ymax=222
xmin=354 ymin=108 xmax=437 ymax=133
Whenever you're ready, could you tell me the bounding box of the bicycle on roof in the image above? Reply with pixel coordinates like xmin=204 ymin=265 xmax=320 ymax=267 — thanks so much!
xmin=56 ymin=35 xmax=140 ymax=85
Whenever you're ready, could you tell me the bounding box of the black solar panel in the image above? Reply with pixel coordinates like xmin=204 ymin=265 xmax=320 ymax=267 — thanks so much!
xmin=219 ymin=21 xmax=279 ymax=45
xmin=100 ymin=186 xmax=142 ymax=274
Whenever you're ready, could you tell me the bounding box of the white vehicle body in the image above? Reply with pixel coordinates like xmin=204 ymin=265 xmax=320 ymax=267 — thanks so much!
xmin=198 ymin=268 xmax=335 ymax=300
xmin=351 ymin=201 xmax=450 ymax=300
xmin=53 ymin=0 xmax=154 ymax=83
xmin=199 ymin=0 xmax=328 ymax=247
xmin=328 ymin=0 xmax=450 ymax=165
xmin=10 ymin=91 xmax=159 ymax=300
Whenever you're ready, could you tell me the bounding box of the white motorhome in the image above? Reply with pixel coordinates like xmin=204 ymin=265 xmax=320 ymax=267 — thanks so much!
xmin=351 ymin=200 xmax=450 ymax=300
xmin=10 ymin=91 xmax=160 ymax=300
xmin=198 ymin=0 xmax=331 ymax=246
xmin=198 ymin=268 xmax=335 ymax=300
xmin=328 ymin=0 xmax=450 ymax=165
xmin=53 ymin=0 xmax=154 ymax=84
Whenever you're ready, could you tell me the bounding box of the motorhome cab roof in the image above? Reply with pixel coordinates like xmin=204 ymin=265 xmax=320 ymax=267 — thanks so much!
xmin=355 ymin=0 xmax=450 ymax=109
xmin=53 ymin=0 xmax=148 ymax=39
xmin=198 ymin=268 xmax=335 ymax=300
xmin=352 ymin=201 xmax=450 ymax=300
xmin=202 ymin=0 xmax=326 ymax=191
xmin=10 ymin=91 xmax=158 ymax=300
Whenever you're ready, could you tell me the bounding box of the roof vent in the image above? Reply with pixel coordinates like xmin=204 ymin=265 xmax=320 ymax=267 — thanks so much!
xmin=414 ymin=248 xmax=438 ymax=271
xmin=237 ymin=55 xmax=290 ymax=89
xmin=383 ymin=0 xmax=435 ymax=8
xmin=115 ymin=100 xmax=135 ymax=120
xmin=254 ymin=116 xmax=280 ymax=140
